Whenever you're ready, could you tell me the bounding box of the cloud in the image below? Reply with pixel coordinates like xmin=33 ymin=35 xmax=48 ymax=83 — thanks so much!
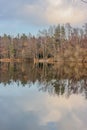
xmin=45 ymin=1 xmax=87 ymax=24
xmin=0 ymin=0 xmax=87 ymax=34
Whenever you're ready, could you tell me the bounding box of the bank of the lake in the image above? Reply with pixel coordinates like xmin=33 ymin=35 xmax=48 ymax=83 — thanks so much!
xmin=0 ymin=57 xmax=87 ymax=63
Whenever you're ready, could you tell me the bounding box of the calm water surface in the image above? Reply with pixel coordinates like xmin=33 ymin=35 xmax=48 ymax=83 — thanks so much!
xmin=0 ymin=62 xmax=87 ymax=130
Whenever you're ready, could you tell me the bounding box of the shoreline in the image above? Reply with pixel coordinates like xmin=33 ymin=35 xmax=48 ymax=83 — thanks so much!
xmin=0 ymin=58 xmax=87 ymax=63
xmin=34 ymin=58 xmax=87 ymax=63
xmin=0 ymin=58 xmax=23 ymax=62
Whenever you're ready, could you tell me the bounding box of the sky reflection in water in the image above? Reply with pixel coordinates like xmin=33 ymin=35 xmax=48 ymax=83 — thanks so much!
xmin=0 ymin=80 xmax=87 ymax=130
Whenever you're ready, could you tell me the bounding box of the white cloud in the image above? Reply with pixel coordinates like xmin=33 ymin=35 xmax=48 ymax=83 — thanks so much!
xmin=20 ymin=0 xmax=87 ymax=25
xmin=47 ymin=0 xmax=63 ymax=7
xmin=0 ymin=0 xmax=87 ymax=33
xmin=45 ymin=0 xmax=87 ymax=24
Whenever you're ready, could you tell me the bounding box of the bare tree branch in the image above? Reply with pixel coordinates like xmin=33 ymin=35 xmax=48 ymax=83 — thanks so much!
xmin=81 ymin=0 xmax=87 ymax=3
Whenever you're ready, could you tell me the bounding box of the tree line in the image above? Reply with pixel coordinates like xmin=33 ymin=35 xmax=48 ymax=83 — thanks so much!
xmin=0 ymin=23 xmax=87 ymax=62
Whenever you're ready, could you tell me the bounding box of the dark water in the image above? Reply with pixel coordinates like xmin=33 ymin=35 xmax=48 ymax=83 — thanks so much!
xmin=0 ymin=62 xmax=87 ymax=130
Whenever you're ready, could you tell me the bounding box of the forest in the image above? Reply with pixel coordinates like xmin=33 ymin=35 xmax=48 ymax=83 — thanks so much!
xmin=0 ymin=23 xmax=87 ymax=63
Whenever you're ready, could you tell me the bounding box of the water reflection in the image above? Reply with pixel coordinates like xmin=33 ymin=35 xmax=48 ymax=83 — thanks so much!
xmin=0 ymin=62 xmax=87 ymax=98
xmin=0 ymin=81 xmax=87 ymax=130
xmin=0 ymin=62 xmax=87 ymax=130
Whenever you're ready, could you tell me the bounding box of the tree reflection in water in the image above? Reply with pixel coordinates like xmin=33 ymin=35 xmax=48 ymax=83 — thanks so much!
xmin=0 ymin=62 xmax=87 ymax=98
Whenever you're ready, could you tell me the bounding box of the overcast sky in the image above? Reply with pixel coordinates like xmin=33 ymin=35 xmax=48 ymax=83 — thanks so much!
xmin=0 ymin=0 xmax=87 ymax=35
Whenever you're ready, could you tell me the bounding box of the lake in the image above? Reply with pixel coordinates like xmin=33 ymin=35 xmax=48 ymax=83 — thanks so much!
xmin=0 ymin=62 xmax=87 ymax=130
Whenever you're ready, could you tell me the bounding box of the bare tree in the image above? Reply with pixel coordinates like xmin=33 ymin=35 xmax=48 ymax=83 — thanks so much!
xmin=81 ymin=0 xmax=87 ymax=3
